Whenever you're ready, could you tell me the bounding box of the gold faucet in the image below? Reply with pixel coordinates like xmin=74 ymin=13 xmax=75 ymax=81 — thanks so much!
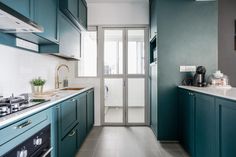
xmin=55 ymin=64 xmax=70 ymax=89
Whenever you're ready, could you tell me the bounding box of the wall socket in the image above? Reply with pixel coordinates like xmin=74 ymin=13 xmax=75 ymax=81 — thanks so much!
xmin=180 ymin=66 xmax=196 ymax=72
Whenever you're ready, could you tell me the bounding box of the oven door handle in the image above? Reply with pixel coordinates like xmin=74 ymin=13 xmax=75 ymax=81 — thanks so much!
xmin=41 ymin=147 xmax=53 ymax=157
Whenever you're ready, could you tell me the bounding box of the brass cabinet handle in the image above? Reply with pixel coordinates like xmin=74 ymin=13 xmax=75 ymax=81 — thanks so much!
xmin=68 ymin=130 xmax=76 ymax=137
xmin=71 ymin=99 xmax=76 ymax=102
xmin=15 ymin=120 xmax=32 ymax=129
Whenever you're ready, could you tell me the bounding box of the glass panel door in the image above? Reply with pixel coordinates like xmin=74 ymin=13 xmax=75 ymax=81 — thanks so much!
xmin=126 ymin=29 xmax=146 ymax=124
xmin=102 ymin=27 xmax=147 ymax=125
xmin=103 ymin=29 xmax=125 ymax=125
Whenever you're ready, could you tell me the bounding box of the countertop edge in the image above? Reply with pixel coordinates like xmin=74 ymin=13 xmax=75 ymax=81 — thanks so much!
xmin=178 ymin=86 xmax=236 ymax=102
xmin=0 ymin=87 xmax=94 ymax=129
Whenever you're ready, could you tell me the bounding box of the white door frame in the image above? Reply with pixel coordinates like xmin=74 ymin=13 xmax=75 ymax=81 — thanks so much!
xmin=99 ymin=25 xmax=149 ymax=126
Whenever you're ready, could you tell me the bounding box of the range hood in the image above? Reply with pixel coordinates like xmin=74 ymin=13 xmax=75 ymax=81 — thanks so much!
xmin=0 ymin=2 xmax=43 ymax=33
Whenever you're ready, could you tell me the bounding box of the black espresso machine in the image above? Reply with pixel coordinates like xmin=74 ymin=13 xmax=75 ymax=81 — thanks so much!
xmin=193 ymin=66 xmax=207 ymax=87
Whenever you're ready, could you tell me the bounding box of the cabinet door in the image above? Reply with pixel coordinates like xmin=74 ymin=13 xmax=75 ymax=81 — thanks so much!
xmin=76 ymin=92 xmax=87 ymax=149
xmin=178 ymin=89 xmax=195 ymax=156
xmin=78 ymin=0 xmax=87 ymax=29
xmin=51 ymin=105 xmax=60 ymax=157
xmin=216 ymin=98 xmax=236 ymax=157
xmin=33 ymin=0 xmax=58 ymax=42
xmin=60 ymin=127 xmax=78 ymax=157
xmin=150 ymin=0 xmax=157 ymax=39
xmin=150 ymin=64 xmax=157 ymax=137
xmin=60 ymin=98 xmax=78 ymax=138
xmin=0 ymin=0 xmax=30 ymax=18
xmin=195 ymin=93 xmax=216 ymax=157
xmin=86 ymin=89 xmax=94 ymax=133
xmin=60 ymin=0 xmax=78 ymax=19
xmin=59 ymin=12 xmax=81 ymax=59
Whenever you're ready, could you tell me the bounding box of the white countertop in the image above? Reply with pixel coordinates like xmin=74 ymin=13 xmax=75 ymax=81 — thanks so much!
xmin=179 ymin=86 xmax=236 ymax=101
xmin=0 ymin=87 xmax=94 ymax=128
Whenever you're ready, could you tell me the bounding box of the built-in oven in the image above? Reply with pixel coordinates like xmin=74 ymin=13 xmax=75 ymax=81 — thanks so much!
xmin=2 ymin=125 xmax=52 ymax=157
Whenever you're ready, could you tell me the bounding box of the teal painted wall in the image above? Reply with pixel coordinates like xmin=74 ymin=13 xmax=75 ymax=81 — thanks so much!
xmin=156 ymin=0 xmax=218 ymax=140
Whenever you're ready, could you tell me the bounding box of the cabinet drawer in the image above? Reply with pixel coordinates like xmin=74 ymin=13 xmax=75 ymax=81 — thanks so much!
xmin=60 ymin=126 xmax=78 ymax=157
xmin=60 ymin=97 xmax=78 ymax=138
xmin=0 ymin=110 xmax=48 ymax=146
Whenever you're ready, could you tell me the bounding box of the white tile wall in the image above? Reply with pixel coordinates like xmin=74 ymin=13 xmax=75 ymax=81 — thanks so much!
xmin=0 ymin=44 xmax=69 ymax=97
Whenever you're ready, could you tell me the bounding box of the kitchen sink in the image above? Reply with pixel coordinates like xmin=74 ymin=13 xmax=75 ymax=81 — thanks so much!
xmin=60 ymin=87 xmax=85 ymax=91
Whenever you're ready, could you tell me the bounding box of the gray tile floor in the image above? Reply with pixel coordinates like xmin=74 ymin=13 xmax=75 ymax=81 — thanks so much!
xmin=76 ymin=127 xmax=189 ymax=157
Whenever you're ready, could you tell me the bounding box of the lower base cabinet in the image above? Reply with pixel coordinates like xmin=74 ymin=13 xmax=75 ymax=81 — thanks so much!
xmin=60 ymin=126 xmax=79 ymax=157
xmin=76 ymin=92 xmax=87 ymax=149
xmin=216 ymin=98 xmax=236 ymax=157
xmin=178 ymin=88 xmax=236 ymax=157
xmin=195 ymin=93 xmax=216 ymax=157
xmin=179 ymin=89 xmax=195 ymax=157
xmin=51 ymin=89 xmax=94 ymax=157
xmin=86 ymin=89 xmax=94 ymax=133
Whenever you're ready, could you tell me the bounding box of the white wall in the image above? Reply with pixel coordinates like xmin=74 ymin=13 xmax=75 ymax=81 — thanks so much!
xmin=88 ymin=2 xmax=149 ymax=25
xmin=0 ymin=44 xmax=69 ymax=97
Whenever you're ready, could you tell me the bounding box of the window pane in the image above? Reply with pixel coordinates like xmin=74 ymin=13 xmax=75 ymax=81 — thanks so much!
xmin=104 ymin=78 xmax=123 ymax=123
xmin=104 ymin=30 xmax=123 ymax=75
xmin=128 ymin=30 xmax=145 ymax=74
xmin=78 ymin=31 xmax=97 ymax=77
xmin=128 ymin=78 xmax=145 ymax=123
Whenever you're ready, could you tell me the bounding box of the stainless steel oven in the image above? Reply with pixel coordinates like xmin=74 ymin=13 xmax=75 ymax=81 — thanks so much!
xmin=3 ymin=125 xmax=52 ymax=157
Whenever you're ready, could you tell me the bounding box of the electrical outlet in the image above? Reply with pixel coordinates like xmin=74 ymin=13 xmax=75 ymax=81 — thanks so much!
xmin=180 ymin=66 xmax=196 ymax=72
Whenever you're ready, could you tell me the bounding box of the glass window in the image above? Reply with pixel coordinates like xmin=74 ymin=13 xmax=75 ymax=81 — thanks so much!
xmin=77 ymin=31 xmax=97 ymax=77
xmin=128 ymin=30 xmax=145 ymax=74
xmin=104 ymin=30 xmax=123 ymax=75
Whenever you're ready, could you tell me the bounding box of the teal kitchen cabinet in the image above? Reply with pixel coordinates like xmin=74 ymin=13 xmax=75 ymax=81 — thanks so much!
xmin=150 ymin=63 xmax=158 ymax=137
xmin=215 ymin=98 xmax=236 ymax=157
xmin=60 ymin=125 xmax=79 ymax=157
xmin=32 ymin=0 xmax=58 ymax=43
xmin=57 ymin=12 xmax=80 ymax=59
xmin=76 ymin=92 xmax=87 ymax=148
xmin=59 ymin=0 xmax=78 ymax=19
xmin=51 ymin=101 xmax=78 ymax=157
xmin=0 ymin=0 xmax=59 ymax=45
xmin=178 ymin=89 xmax=195 ymax=157
xmin=59 ymin=0 xmax=87 ymax=30
xmin=60 ymin=97 xmax=78 ymax=138
xmin=149 ymin=0 xmax=157 ymax=40
xmin=51 ymin=105 xmax=60 ymax=157
xmin=78 ymin=0 xmax=87 ymax=30
xmin=86 ymin=89 xmax=94 ymax=133
xmin=40 ymin=12 xmax=81 ymax=60
xmin=195 ymin=93 xmax=216 ymax=157
xmin=0 ymin=109 xmax=50 ymax=156
xmin=0 ymin=0 xmax=30 ymax=18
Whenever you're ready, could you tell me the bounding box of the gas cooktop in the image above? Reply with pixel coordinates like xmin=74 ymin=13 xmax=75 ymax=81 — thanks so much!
xmin=0 ymin=94 xmax=49 ymax=117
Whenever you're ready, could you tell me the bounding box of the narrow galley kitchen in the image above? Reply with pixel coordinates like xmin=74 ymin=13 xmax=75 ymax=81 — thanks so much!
xmin=0 ymin=0 xmax=219 ymax=156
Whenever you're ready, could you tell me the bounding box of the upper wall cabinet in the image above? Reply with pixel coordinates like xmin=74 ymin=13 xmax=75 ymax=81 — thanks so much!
xmin=0 ymin=0 xmax=30 ymax=18
xmin=78 ymin=0 xmax=87 ymax=29
xmin=0 ymin=0 xmax=58 ymax=46
xmin=32 ymin=0 xmax=58 ymax=43
xmin=59 ymin=0 xmax=87 ymax=30
xmin=40 ymin=12 xmax=81 ymax=60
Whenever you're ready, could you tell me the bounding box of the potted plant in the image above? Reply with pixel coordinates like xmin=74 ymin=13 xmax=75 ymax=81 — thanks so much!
xmin=30 ymin=77 xmax=46 ymax=95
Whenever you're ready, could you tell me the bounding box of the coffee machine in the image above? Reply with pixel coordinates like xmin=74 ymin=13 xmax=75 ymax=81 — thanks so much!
xmin=193 ymin=66 xmax=207 ymax=87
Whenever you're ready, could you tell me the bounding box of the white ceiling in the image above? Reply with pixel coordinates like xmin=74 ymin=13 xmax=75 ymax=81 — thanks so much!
xmin=86 ymin=0 xmax=149 ymax=3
